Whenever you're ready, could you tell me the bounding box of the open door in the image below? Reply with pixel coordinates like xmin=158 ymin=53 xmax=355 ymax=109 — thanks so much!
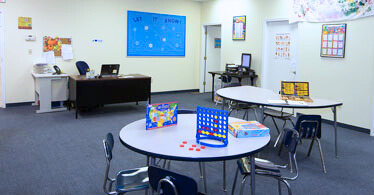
xmin=200 ymin=24 xmax=221 ymax=93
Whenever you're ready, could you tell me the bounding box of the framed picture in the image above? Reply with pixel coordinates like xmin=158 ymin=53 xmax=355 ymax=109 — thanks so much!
xmin=214 ymin=38 xmax=221 ymax=48
xmin=320 ymin=24 xmax=346 ymax=58
xmin=233 ymin=16 xmax=246 ymax=40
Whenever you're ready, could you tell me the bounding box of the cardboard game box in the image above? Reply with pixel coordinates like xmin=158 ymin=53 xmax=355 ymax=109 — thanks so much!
xmin=228 ymin=121 xmax=269 ymax=138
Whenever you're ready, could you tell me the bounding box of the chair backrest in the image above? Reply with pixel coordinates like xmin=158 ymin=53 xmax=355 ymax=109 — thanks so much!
xmin=148 ymin=166 xmax=199 ymax=195
xmin=283 ymin=128 xmax=300 ymax=154
xmin=103 ymin=133 xmax=114 ymax=161
xmin=178 ymin=109 xmax=196 ymax=114
xmin=76 ymin=61 xmax=90 ymax=75
xmin=295 ymin=115 xmax=322 ymax=139
xmin=221 ymin=75 xmax=232 ymax=83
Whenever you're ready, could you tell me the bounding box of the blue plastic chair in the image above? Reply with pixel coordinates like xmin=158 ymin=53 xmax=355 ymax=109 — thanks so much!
xmin=278 ymin=114 xmax=326 ymax=173
xmin=148 ymin=166 xmax=205 ymax=195
xmin=103 ymin=133 xmax=149 ymax=194
xmin=76 ymin=61 xmax=90 ymax=75
xmin=232 ymin=128 xmax=300 ymax=195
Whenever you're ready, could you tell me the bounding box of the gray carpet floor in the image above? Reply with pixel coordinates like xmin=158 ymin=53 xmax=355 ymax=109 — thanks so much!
xmin=0 ymin=91 xmax=373 ymax=195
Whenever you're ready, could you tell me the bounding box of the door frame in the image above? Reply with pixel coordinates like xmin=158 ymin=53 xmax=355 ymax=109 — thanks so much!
xmin=0 ymin=8 xmax=5 ymax=108
xmin=261 ymin=18 xmax=300 ymax=89
xmin=199 ymin=23 xmax=222 ymax=93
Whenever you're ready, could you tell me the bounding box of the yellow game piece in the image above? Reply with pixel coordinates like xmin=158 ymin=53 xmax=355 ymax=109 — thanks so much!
xmin=214 ymin=133 xmax=217 ymax=136
xmin=223 ymin=135 xmax=226 ymax=139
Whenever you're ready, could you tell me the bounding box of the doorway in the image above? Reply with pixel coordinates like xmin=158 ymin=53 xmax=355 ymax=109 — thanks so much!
xmin=0 ymin=8 xmax=4 ymax=108
xmin=200 ymin=24 xmax=221 ymax=93
xmin=261 ymin=19 xmax=299 ymax=93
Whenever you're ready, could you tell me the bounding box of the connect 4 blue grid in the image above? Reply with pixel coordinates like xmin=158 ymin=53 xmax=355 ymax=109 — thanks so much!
xmin=196 ymin=106 xmax=229 ymax=148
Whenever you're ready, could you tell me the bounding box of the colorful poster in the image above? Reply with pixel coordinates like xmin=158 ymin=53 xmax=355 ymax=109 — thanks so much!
xmin=43 ymin=36 xmax=62 ymax=56
xmin=146 ymin=102 xmax=178 ymax=130
xmin=321 ymin=24 xmax=346 ymax=58
xmin=289 ymin=0 xmax=374 ymax=23
xmin=18 ymin=17 xmax=32 ymax=29
xmin=275 ymin=33 xmax=291 ymax=59
xmin=233 ymin=16 xmax=246 ymax=40
xmin=127 ymin=11 xmax=186 ymax=56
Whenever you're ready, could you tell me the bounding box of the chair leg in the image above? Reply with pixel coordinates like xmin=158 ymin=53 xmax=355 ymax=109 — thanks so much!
xmin=316 ymin=138 xmax=327 ymax=173
xmin=253 ymin=108 xmax=258 ymax=121
xmin=278 ymin=180 xmax=282 ymax=195
xmin=239 ymin=175 xmax=247 ymax=195
xmin=279 ymin=179 xmax=292 ymax=195
xmin=289 ymin=152 xmax=294 ymax=173
xmin=242 ymin=110 xmax=248 ymax=120
xmin=307 ymin=138 xmax=316 ymax=157
xmin=231 ymin=167 xmax=240 ymax=195
xmin=162 ymin=159 xmax=167 ymax=168
xmin=167 ymin=160 xmax=171 ymax=170
xmin=274 ymin=130 xmax=284 ymax=147
xmin=271 ymin=117 xmax=280 ymax=134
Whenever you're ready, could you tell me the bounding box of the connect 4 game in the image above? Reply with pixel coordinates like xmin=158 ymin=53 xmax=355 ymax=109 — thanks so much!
xmin=196 ymin=106 xmax=229 ymax=148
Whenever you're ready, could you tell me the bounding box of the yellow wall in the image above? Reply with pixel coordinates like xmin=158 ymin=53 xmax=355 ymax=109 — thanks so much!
xmin=201 ymin=0 xmax=374 ymax=131
xmin=1 ymin=0 xmax=201 ymax=103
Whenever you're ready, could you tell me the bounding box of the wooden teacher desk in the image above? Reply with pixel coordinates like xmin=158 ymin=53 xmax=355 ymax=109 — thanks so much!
xmin=69 ymin=74 xmax=151 ymax=119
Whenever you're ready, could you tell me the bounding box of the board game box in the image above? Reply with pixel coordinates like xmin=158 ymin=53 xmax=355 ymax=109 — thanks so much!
xmin=146 ymin=102 xmax=178 ymax=130
xmin=228 ymin=121 xmax=269 ymax=138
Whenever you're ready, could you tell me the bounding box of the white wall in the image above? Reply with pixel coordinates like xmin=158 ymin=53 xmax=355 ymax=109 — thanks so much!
xmin=0 ymin=0 xmax=201 ymax=103
xmin=201 ymin=0 xmax=374 ymax=131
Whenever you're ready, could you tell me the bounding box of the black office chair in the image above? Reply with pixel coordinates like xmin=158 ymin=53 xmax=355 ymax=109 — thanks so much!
xmin=103 ymin=133 xmax=149 ymax=194
xmin=232 ymin=128 xmax=300 ymax=195
xmin=278 ymin=115 xmax=326 ymax=173
xmin=76 ymin=61 xmax=90 ymax=75
xmin=148 ymin=166 xmax=206 ymax=195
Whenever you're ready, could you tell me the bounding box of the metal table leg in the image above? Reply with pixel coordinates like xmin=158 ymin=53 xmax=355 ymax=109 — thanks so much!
xmin=223 ymin=160 xmax=227 ymax=191
xmin=332 ymin=106 xmax=338 ymax=158
xmin=260 ymin=106 xmax=265 ymax=123
xmin=250 ymin=155 xmax=255 ymax=195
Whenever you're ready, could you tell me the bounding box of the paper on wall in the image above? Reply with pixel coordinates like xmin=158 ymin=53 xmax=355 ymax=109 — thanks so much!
xmin=61 ymin=44 xmax=73 ymax=60
xmin=42 ymin=51 xmax=55 ymax=65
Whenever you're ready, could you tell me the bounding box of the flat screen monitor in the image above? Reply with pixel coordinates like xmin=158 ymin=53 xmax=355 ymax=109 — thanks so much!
xmin=100 ymin=64 xmax=120 ymax=76
xmin=241 ymin=53 xmax=251 ymax=70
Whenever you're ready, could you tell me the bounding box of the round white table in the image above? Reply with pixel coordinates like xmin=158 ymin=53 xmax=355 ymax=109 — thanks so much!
xmin=120 ymin=114 xmax=270 ymax=194
xmin=216 ymin=86 xmax=343 ymax=157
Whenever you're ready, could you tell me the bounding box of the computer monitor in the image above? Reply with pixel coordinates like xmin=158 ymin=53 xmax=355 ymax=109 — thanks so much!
xmin=100 ymin=64 xmax=120 ymax=76
xmin=241 ymin=53 xmax=251 ymax=71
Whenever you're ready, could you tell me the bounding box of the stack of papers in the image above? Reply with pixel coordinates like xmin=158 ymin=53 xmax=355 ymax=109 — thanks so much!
xmin=268 ymin=100 xmax=287 ymax=104
xmin=267 ymin=99 xmax=308 ymax=106
xmin=287 ymin=100 xmax=308 ymax=106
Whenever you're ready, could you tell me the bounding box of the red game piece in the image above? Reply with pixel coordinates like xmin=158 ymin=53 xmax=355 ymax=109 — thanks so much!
xmin=182 ymin=141 xmax=187 ymax=144
xmin=196 ymin=148 xmax=200 ymax=151
xmin=192 ymin=144 xmax=196 ymax=147
xmin=189 ymin=148 xmax=194 ymax=151
xmin=180 ymin=145 xmax=184 ymax=147
xmin=200 ymin=146 xmax=206 ymax=149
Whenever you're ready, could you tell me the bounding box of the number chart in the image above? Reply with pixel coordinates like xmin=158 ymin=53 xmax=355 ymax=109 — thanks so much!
xmin=196 ymin=106 xmax=229 ymax=148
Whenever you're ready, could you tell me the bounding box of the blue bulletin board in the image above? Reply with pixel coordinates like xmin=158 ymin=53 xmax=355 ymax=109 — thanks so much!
xmin=127 ymin=10 xmax=186 ymax=56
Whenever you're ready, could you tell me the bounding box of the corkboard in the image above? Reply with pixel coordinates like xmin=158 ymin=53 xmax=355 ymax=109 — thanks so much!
xmin=43 ymin=36 xmax=72 ymax=56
